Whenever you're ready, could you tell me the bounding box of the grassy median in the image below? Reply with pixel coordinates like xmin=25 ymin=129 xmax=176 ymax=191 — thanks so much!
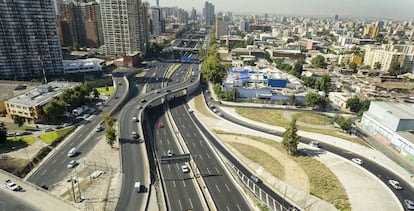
xmin=40 ymin=126 xmax=75 ymax=145
xmin=96 ymin=86 xmax=114 ymax=95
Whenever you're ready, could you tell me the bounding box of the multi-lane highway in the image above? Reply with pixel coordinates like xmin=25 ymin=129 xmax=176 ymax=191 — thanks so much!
xmin=28 ymin=75 xmax=129 ymax=188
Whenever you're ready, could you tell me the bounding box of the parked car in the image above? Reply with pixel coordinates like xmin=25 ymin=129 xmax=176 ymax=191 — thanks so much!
xmin=67 ymin=160 xmax=77 ymax=168
xmin=89 ymin=171 xmax=104 ymax=179
xmin=132 ymin=117 xmax=138 ymax=122
xmin=44 ymin=128 xmax=54 ymax=132
xmin=388 ymin=179 xmax=403 ymax=190
xmin=351 ymin=158 xmax=364 ymax=165
xmin=404 ymin=199 xmax=414 ymax=210
xmin=136 ymin=105 xmax=143 ymax=110
xmin=4 ymin=180 xmax=21 ymax=191
xmin=250 ymin=175 xmax=261 ymax=183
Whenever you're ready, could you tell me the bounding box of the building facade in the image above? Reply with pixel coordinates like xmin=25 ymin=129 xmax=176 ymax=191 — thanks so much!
xmin=100 ymin=0 xmax=148 ymax=56
xmin=364 ymin=44 xmax=414 ymax=73
xmin=151 ymin=7 xmax=161 ymax=38
xmin=203 ymin=1 xmax=215 ymax=26
xmin=0 ymin=0 xmax=63 ymax=81
xmin=216 ymin=16 xmax=226 ymax=39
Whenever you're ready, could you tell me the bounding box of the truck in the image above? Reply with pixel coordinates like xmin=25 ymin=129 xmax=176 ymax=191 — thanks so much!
xmin=72 ymin=105 xmax=89 ymax=116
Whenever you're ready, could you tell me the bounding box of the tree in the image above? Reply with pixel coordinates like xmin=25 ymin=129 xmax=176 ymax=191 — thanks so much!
xmin=246 ymin=36 xmax=254 ymax=45
xmin=43 ymin=99 xmax=66 ymax=122
xmin=349 ymin=62 xmax=357 ymax=72
xmin=334 ymin=116 xmax=354 ymax=131
xmin=358 ymin=99 xmax=371 ymax=116
xmin=292 ymin=61 xmax=304 ymax=77
xmin=346 ymin=96 xmax=361 ymax=113
xmin=311 ymin=55 xmax=327 ymax=68
xmin=374 ymin=62 xmax=381 ymax=70
xmin=102 ymin=113 xmax=114 ymax=127
xmin=388 ymin=61 xmax=401 ymax=76
xmin=0 ymin=123 xmax=6 ymax=144
xmin=13 ymin=116 xmax=24 ymax=128
xmin=305 ymin=92 xmax=322 ymax=108
xmin=318 ymin=74 xmax=331 ymax=94
xmin=92 ymin=88 xmax=100 ymax=98
xmin=105 ymin=127 xmax=117 ymax=148
xmin=282 ymin=118 xmax=300 ymax=155
xmin=303 ymin=76 xmax=317 ymax=88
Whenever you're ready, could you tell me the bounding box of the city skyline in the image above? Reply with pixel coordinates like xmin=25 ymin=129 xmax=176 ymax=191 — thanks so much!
xmin=152 ymin=0 xmax=414 ymax=20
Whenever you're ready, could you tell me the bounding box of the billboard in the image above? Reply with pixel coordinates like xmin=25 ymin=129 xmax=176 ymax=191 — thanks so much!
xmin=228 ymin=68 xmax=249 ymax=81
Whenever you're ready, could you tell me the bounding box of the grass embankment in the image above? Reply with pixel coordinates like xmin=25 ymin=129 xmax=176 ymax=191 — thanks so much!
xmin=40 ymin=126 xmax=76 ymax=145
xmin=214 ymin=130 xmax=350 ymax=210
xmin=96 ymin=86 xmax=114 ymax=95
xmin=236 ymin=108 xmax=368 ymax=146
xmin=194 ymin=93 xmax=218 ymax=119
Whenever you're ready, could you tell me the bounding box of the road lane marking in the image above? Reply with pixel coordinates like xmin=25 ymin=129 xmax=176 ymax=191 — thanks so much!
xmin=225 ymin=184 xmax=230 ymax=192
xmin=182 ymin=124 xmax=186 ymax=129
xmin=199 ymin=155 xmax=203 ymax=160
xmin=193 ymin=132 xmax=197 ymax=136
xmin=188 ymin=124 xmax=192 ymax=129
xmin=216 ymin=185 xmax=221 ymax=193
xmin=51 ymin=169 xmax=56 ymax=175
xmin=60 ymin=150 xmax=65 ymax=156
xmin=237 ymin=204 xmax=242 ymax=211
xmin=182 ymin=180 xmax=186 ymax=187
xmin=192 ymin=142 xmax=196 ymax=148
xmin=226 ymin=206 xmax=230 ymax=211
xmin=41 ymin=169 xmax=47 ymax=176
xmin=188 ymin=198 xmax=193 ymax=208
xmin=178 ymin=199 xmax=182 ymax=210
xmin=215 ymin=167 xmax=220 ymax=174
xmin=173 ymin=180 xmax=176 ymax=188
xmin=0 ymin=200 xmax=6 ymax=205
xmin=167 ymin=138 xmax=170 ymax=145
xmin=206 ymin=153 xmax=211 ymax=159
xmin=168 ymin=164 xmax=171 ymax=171
xmin=51 ymin=159 xmax=57 ymax=164
xmin=187 ymin=132 xmax=190 ymax=138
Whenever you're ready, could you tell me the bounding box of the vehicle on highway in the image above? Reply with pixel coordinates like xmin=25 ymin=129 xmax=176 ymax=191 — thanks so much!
xmin=132 ymin=117 xmax=138 ymax=122
xmin=155 ymin=89 xmax=161 ymax=93
xmin=309 ymin=141 xmax=320 ymax=148
xmin=44 ymin=127 xmax=54 ymax=132
xmin=89 ymin=170 xmax=104 ymax=179
xmin=132 ymin=131 xmax=139 ymax=139
xmin=157 ymin=122 xmax=164 ymax=128
xmin=351 ymin=158 xmax=363 ymax=165
xmin=114 ymin=95 xmax=119 ymax=99
xmin=388 ymin=179 xmax=403 ymax=190
xmin=181 ymin=163 xmax=189 ymax=173
xmin=188 ymin=108 xmax=193 ymax=113
xmin=251 ymin=175 xmax=261 ymax=183
xmin=136 ymin=105 xmax=142 ymax=110
xmin=67 ymin=160 xmax=77 ymax=168
xmin=4 ymin=180 xmax=22 ymax=191
xmin=141 ymin=98 xmax=146 ymax=103
xmin=167 ymin=150 xmax=174 ymax=157
xmin=96 ymin=126 xmax=104 ymax=132
xmin=165 ymin=89 xmax=171 ymax=93
xmin=68 ymin=147 xmax=77 ymax=157
xmin=405 ymin=199 xmax=414 ymax=210
xmin=134 ymin=182 xmax=141 ymax=193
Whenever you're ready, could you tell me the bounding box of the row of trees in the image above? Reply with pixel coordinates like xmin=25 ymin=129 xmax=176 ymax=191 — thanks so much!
xmin=103 ymin=113 xmax=117 ymax=148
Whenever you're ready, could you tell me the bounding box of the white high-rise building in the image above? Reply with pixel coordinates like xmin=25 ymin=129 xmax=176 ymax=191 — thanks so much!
xmin=100 ymin=0 xmax=148 ymax=56
xmin=364 ymin=44 xmax=414 ymax=73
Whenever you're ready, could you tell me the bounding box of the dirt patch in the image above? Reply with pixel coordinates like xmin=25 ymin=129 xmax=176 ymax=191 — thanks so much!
xmin=194 ymin=93 xmax=218 ymax=119
xmin=0 ymin=157 xmax=29 ymax=175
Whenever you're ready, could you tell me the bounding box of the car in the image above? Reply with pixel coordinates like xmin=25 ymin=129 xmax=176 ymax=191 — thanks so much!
xmin=114 ymin=95 xmax=119 ymax=99
xmin=188 ymin=108 xmax=194 ymax=113
xmin=136 ymin=105 xmax=143 ymax=110
xmin=55 ymin=125 xmax=63 ymax=129
xmin=309 ymin=141 xmax=320 ymax=148
xmin=118 ymin=82 xmax=123 ymax=85
xmin=405 ymin=199 xmax=414 ymax=210
xmin=157 ymin=122 xmax=164 ymax=128
xmin=181 ymin=163 xmax=189 ymax=173
xmin=96 ymin=126 xmax=103 ymax=132
xmin=165 ymin=89 xmax=171 ymax=93
xmin=140 ymin=98 xmax=146 ymax=103
xmin=388 ymin=179 xmax=403 ymax=190
xmin=4 ymin=180 xmax=21 ymax=191
xmin=67 ymin=160 xmax=77 ymax=168
xmin=132 ymin=131 xmax=139 ymax=139
xmin=155 ymin=90 xmax=161 ymax=93
xmin=44 ymin=128 xmax=54 ymax=132
xmin=351 ymin=158 xmax=364 ymax=165
xmin=21 ymin=131 xmax=33 ymax=136
xmin=250 ymin=175 xmax=261 ymax=183
xmin=89 ymin=170 xmax=104 ymax=179
xmin=132 ymin=117 xmax=138 ymax=122
xmin=167 ymin=150 xmax=174 ymax=157
xmin=84 ymin=114 xmax=90 ymax=118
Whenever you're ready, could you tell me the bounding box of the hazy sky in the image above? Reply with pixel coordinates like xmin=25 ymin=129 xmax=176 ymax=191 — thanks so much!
xmin=151 ymin=0 xmax=414 ymax=19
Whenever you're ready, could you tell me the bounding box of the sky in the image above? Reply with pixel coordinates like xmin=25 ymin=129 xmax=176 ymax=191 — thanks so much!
xmin=151 ymin=0 xmax=414 ymax=20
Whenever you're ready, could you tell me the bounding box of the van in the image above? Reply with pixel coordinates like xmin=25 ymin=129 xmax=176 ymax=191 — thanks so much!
xmin=134 ymin=182 xmax=141 ymax=192
xmin=68 ymin=147 xmax=77 ymax=157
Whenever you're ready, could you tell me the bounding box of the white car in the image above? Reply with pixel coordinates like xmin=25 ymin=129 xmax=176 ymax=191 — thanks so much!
xmin=136 ymin=105 xmax=142 ymax=110
xmin=89 ymin=170 xmax=104 ymax=179
xmin=4 ymin=180 xmax=21 ymax=191
xmin=351 ymin=158 xmax=363 ymax=165
xmin=67 ymin=160 xmax=77 ymax=168
xmin=167 ymin=150 xmax=174 ymax=157
xmin=388 ymin=179 xmax=403 ymax=190
xmin=181 ymin=163 xmax=189 ymax=173
xmin=188 ymin=108 xmax=194 ymax=113
xmin=309 ymin=141 xmax=320 ymax=148
xmin=405 ymin=199 xmax=414 ymax=210
xmin=132 ymin=132 xmax=139 ymax=139
xmin=132 ymin=117 xmax=138 ymax=122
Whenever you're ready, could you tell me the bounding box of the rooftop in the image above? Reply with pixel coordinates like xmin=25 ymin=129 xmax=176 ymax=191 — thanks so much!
xmin=7 ymin=81 xmax=79 ymax=107
xmin=373 ymin=101 xmax=414 ymax=120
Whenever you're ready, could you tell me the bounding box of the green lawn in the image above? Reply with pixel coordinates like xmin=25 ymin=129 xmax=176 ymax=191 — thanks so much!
xmin=6 ymin=135 xmax=36 ymax=145
xmin=292 ymin=112 xmax=332 ymax=125
xmin=96 ymin=86 xmax=114 ymax=95
xmin=40 ymin=126 xmax=75 ymax=144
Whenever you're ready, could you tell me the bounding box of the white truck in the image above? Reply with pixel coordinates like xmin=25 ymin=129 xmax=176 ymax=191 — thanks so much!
xmin=72 ymin=105 xmax=89 ymax=116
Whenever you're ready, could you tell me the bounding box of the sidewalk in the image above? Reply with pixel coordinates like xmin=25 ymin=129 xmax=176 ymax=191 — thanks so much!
xmin=0 ymin=169 xmax=78 ymax=211
xmin=187 ymin=93 xmax=403 ymax=211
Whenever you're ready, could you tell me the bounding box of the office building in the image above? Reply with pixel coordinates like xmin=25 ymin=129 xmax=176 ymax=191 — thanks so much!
xmin=151 ymin=7 xmax=162 ymax=38
xmin=0 ymin=0 xmax=63 ymax=81
xmin=216 ymin=16 xmax=226 ymax=39
xmin=100 ymin=0 xmax=148 ymax=56
xmin=190 ymin=8 xmax=197 ymax=22
xmin=178 ymin=8 xmax=189 ymax=25
xmin=203 ymin=1 xmax=215 ymax=26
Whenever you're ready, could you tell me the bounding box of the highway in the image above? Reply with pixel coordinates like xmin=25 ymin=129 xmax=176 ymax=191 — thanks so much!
xmin=169 ymin=99 xmax=251 ymax=210
xmin=205 ymin=91 xmax=414 ymax=210
xmin=0 ymin=191 xmax=34 ymax=211
xmin=27 ymin=75 xmax=129 ymax=188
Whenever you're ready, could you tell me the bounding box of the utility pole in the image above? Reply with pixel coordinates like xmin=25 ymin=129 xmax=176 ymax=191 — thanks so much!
xmin=71 ymin=177 xmax=76 ymax=202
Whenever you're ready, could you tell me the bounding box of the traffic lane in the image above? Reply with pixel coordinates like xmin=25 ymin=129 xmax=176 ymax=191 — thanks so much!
xmin=170 ymin=103 xmax=251 ymax=211
xmin=150 ymin=108 xmax=203 ymax=211
xmin=0 ymin=190 xmax=35 ymax=211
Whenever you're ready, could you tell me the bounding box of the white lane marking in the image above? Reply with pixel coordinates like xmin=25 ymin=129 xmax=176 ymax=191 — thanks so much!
xmin=177 ymin=117 xmax=181 ymax=121
xmin=226 ymin=206 xmax=230 ymax=211
xmin=187 ymin=132 xmax=190 ymax=138
xmin=192 ymin=142 xmax=196 ymax=148
xmin=51 ymin=169 xmax=56 ymax=175
xmin=41 ymin=169 xmax=47 ymax=176
xmin=163 ymin=130 xmax=167 ymax=135
xmin=173 ymin=180 xmax=176 ymax=188
xmin=60 ymin=150 xmax=65 ymax=156
xmin=216 ymin=185 xmax=221 ymax=193
xmin=199 ymin=154 xmax=203 ymax=160
xmin=182 ymin=124 xmax=186 ymax=129
xmin=188 ymin=124 xmax=192 ymax=129
xmin=182 ymin=180 xmax=186 ymax=187
xmin=206 ymin=153 xmax=211 ymax=159
xmin=178 ymin=199 xmax=183 ymax=210
xmin=0 ymin=200 xmax=6 ymax=205
xmin=189 ymin=198 xmax=193 ymax=208
xmin=215 ymin=167 xmax=220 ymax=174
xmin=237 ymin=204 xmax=242 ymax=211
xmin=51 ymin=159 xmax=57 ymax=164
xmin=225 ymin=184 xmax=230 ymax=192
xmin=206 ymin=168 xmax=211 ymax=175
xmin=193 ymin=132 xmax=197 ymax=136
xmin=167 ymin=139 xmax=170 ymax=145
xmin=168 ymin=164 xmax=171 ymax=171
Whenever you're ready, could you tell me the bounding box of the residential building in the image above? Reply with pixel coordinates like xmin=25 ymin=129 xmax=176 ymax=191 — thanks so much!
xmin=239 ymin=20 xmax=249 ymax=32
xmin=361 ymin=101 xmax=414 ymax=161
xmin=364 ymin=44 xmax=414 ymax=73
xmin=58 ymin=1 xmax=87 ymax=47
xmin=178 ymin=8 xmax=189 ymax=25
xmin=203 ymin=1 xmax=215 ymax=26
xmin=363 ymin=25 xmax=379 ymax=39
xmin=100 ymin=0 xmax=148 ymax=56
xmin=216 ymin=16 xmax=226 ymax=39
xmin=151 ymin=7 xmax=162 ymax=37
xmin=0 ymin=0 xmax=63 ymax=81
xmin=84 ymin=1 xmax=104 ymax=48
xmin=5 ymin=81 xmax=79 ymax=123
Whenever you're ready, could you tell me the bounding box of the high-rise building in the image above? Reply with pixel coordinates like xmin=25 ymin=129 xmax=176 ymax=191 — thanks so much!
xmin=151 ymin=7 xmax=161 ymax=38
xmin=363 ymin=24 xmax=379 ymax=39
xmin=178 ymin=9 xmax=189 ymax=25
xmin=216 ymin=16 xmax=226 ymax=39
xmin=191 ymin=8 xmax=197 ymax=22
xmin=100 ymin=0 xmax=148 ymax=56
xmin=0 ymin=0 xmax=63 ymax=81
xmin=239 ymin=20 xmax=249 ymax=32
xmin=364 ymin=44 xmax=414 ymax=73
xmin=84 ymin=2 xmax=104 ymax=48
xmin=203 ymin=1 xmax=215 ymax=26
